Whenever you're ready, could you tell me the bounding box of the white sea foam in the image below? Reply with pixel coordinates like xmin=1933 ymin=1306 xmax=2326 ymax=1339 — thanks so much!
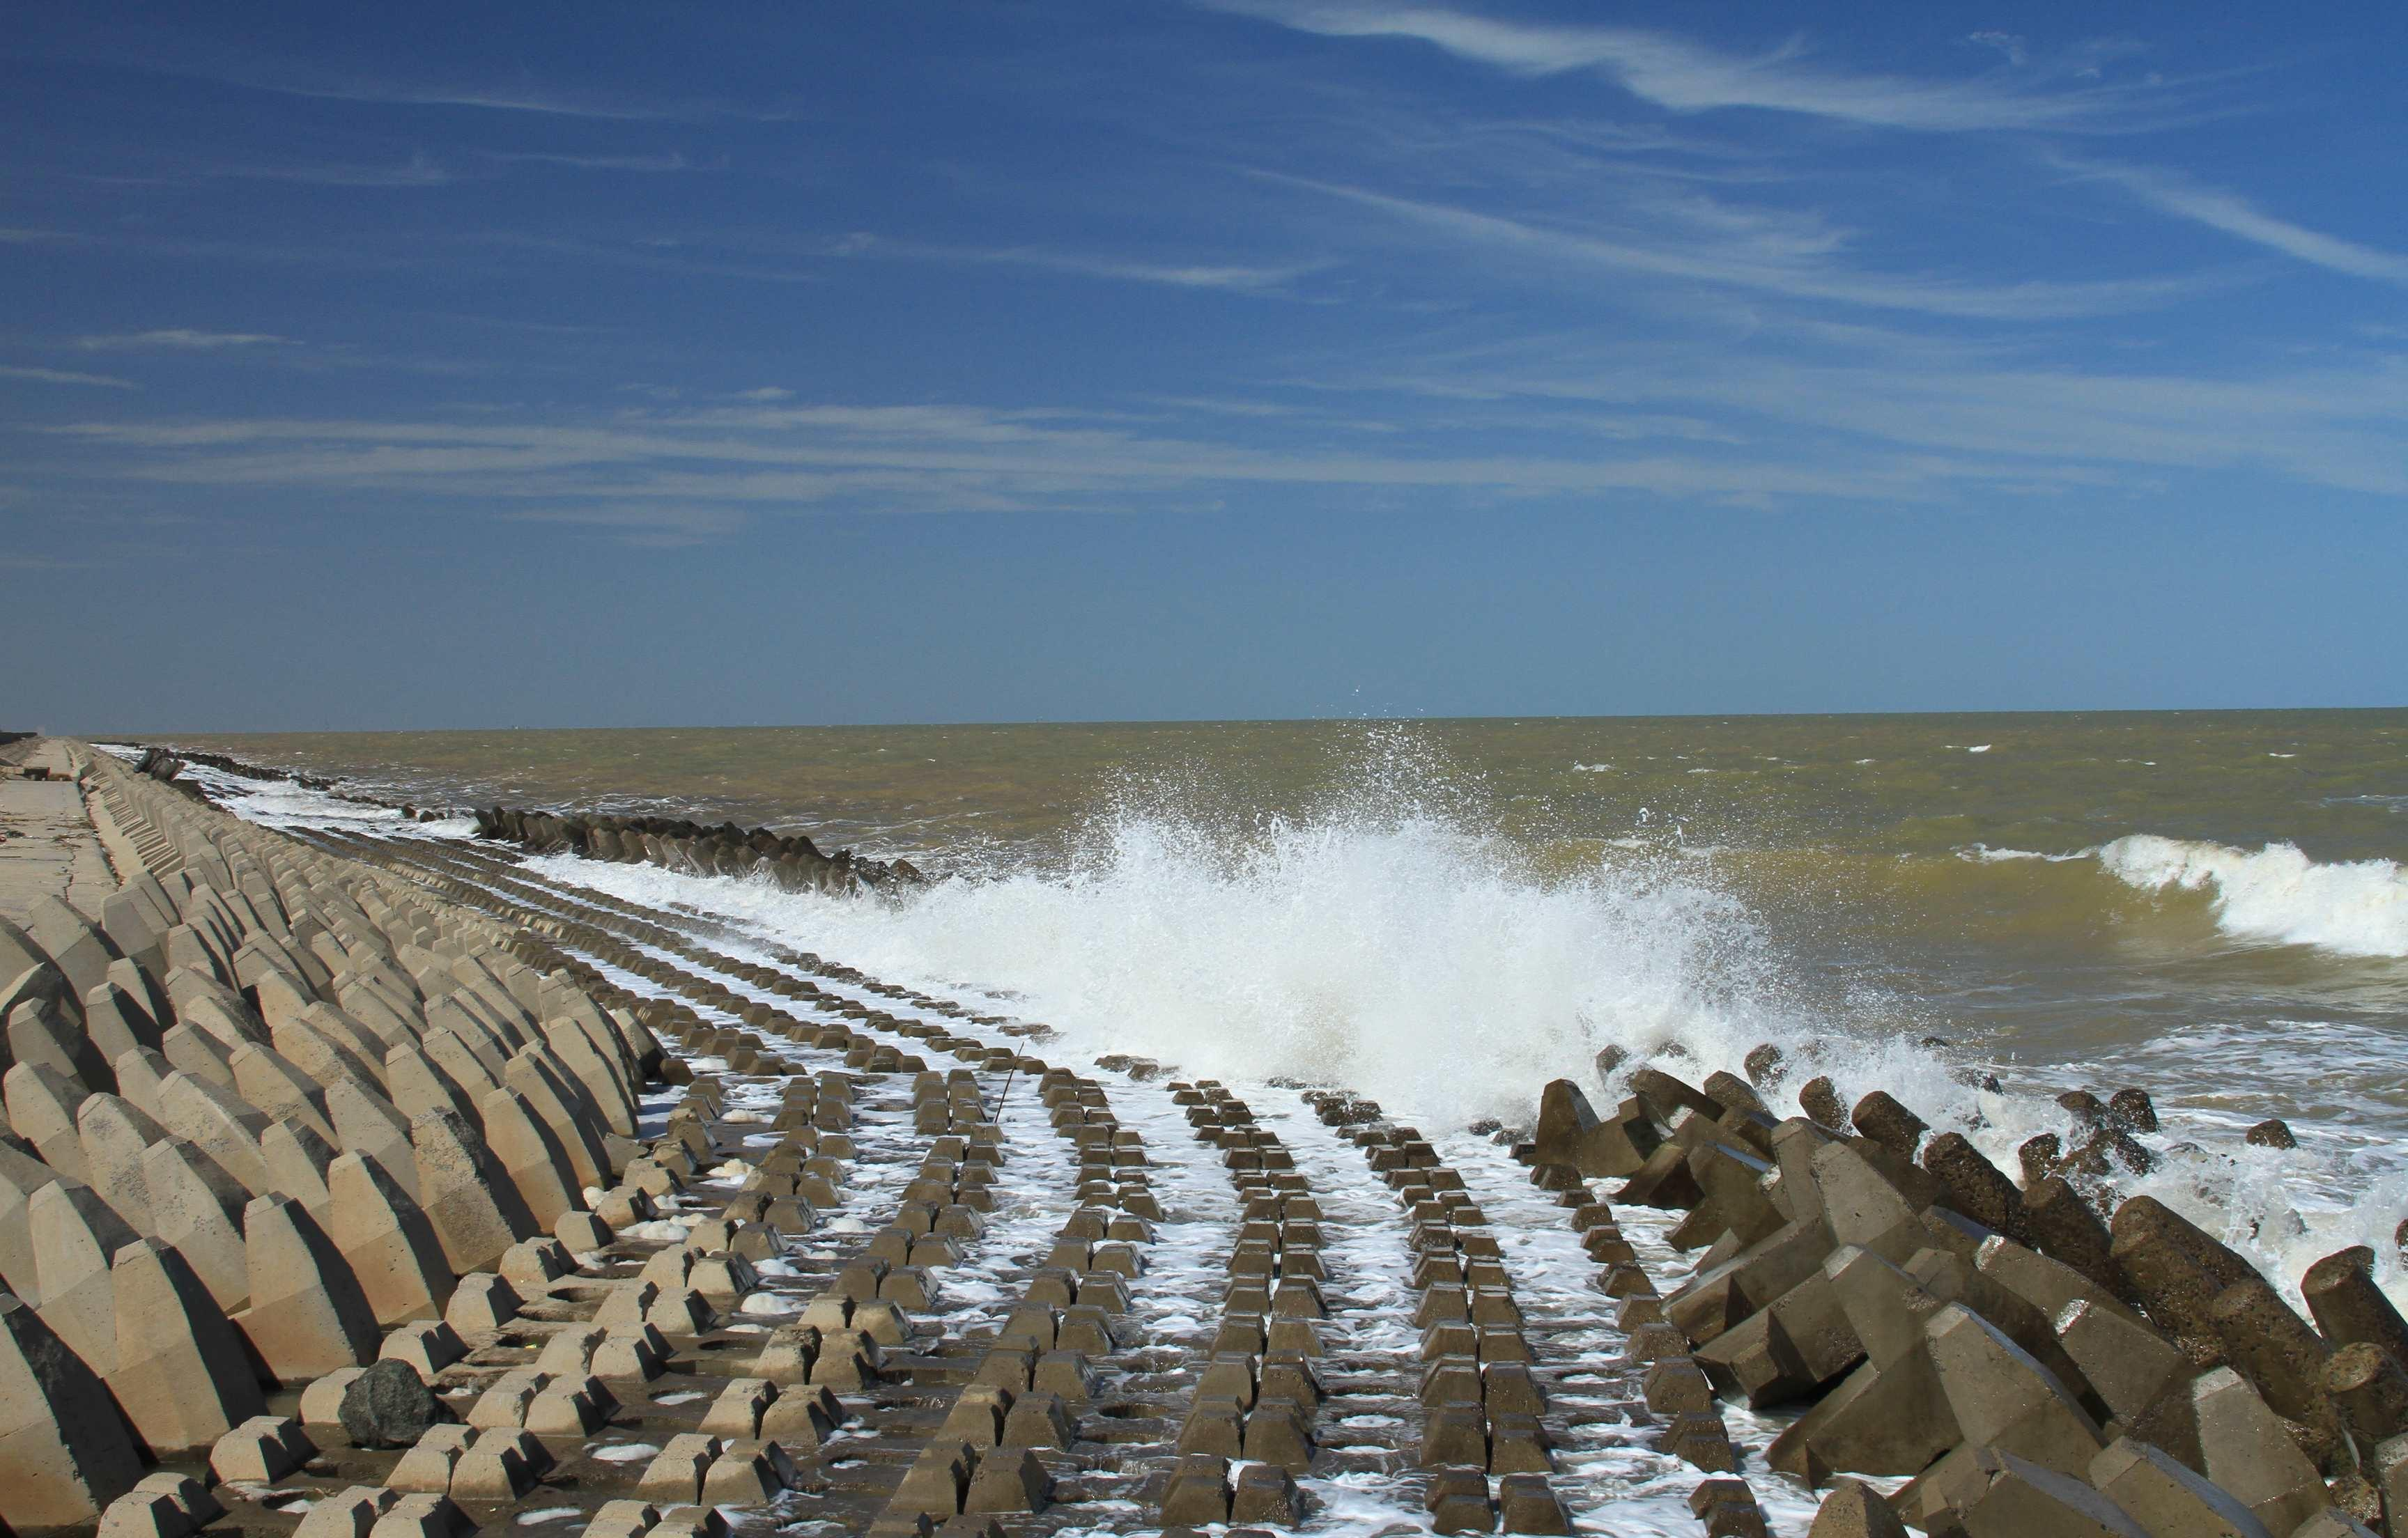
xmin=2100 ymin=833 xmax=2408 ymax=958
xmin=530 ymin=766 xmax=1966 ymax=1136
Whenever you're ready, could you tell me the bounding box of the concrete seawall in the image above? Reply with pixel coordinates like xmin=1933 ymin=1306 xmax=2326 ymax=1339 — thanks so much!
xmin=5 ymin=738 xmax=2397 ymax=1537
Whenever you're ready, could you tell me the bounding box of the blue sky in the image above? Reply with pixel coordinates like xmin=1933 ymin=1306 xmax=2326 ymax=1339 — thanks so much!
xmin=6 ymin=1 xmax=2405 ymax=729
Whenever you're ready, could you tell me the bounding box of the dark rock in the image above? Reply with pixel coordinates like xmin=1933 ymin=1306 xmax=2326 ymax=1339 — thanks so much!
xmin=2246 ymin=1118 xmax=2297 ymax=1149
xmin=338 ymin=1358 xmax=448 ymax=1449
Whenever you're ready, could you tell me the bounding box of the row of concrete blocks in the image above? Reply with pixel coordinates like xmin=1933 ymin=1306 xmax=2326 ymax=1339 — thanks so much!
xmin=0 ymin=756 xmax=672 ymax=1527
xmin=1529 ymin=1059 xmax=2400 ymax=1537
xmin=1312 ymin=1087 xmax=1599 ymax=1537
xmin=874 ymin=1064 xmax=1165 ymax=1532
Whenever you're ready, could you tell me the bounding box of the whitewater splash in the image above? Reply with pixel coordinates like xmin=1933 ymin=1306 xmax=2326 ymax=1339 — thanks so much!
xmin=2100 ymin=833 xmax=2408 ymax=958
xmin=525 ymin=744 xmax=1973 ymax=1133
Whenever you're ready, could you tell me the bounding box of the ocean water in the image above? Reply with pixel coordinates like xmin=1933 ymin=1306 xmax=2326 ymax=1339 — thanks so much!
xmin=157 ymin=710 xmax=2408 ymax=1298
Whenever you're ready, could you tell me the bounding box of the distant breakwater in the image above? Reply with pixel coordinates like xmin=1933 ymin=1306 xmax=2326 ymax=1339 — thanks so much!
xmin=470 ymin=806 xmax=924 ymax=895
xmin=121 ymin=741 xmax=920 ymax=894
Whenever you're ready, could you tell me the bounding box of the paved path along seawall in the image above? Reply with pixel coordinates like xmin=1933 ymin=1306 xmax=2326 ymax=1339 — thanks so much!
xmin=3 ymin=738 xmax=2401 ymax=1538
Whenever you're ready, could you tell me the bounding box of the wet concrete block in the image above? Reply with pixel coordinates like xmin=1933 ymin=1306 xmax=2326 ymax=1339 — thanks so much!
xmin=1426 ymin=1466 xmax=1497 ymax=1534
xmin=962 ymin=1446 xmax=1049 ymax=1514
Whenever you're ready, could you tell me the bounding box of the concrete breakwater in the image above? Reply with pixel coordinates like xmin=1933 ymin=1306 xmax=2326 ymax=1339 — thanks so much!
xmin=469 ymin=807 xmax=925 ymax=896
xmin=1522 ymin=1057 xmax=2407 ymax=1535
xmin=5 ymin=733 xmax=2398 ymax=1538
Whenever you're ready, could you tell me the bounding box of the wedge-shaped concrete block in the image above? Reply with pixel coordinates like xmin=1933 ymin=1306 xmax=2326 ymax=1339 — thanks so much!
xmin=208 ymin=1413 xmax=316 ymax=1482
xmin=527 ymin=1373 xmax=614 ymax=1436
xmin=2087 ymin=1435 xmax=2273 ymax=1538
xmin=2058 ymin=1298 xmax=2189 ymax=1424
xmin=96 ymin=1489 xmax=198 ymax=1538
xmin=2192 ymin=1367 xmax=2329 ymax=1538
xmin=107 ymin=1237 xmax=264 ymax=1453
xmin=381 ymin=1319 xmax=468 ymax=1376
xmin=637 ymin=1431 xmax=723 ymax=1505
xmin=76 ymin=1092 xmax=166 ymax=1231
xmin=237 ymin=1192 xmax=382 ymax=1381
xmin=291 ymin=1486 xmax=397 ymax=1538
xmin=580 ymin=1500 xmax=658 ymax=1538
xmin=479 ymin=1086 xmax=580 ymax=1231
xmin=1943 ymin=1446 xmax=2149 ymax=1537
xmin=1805 ymin=1479 xmax=1908 ymax=1537
xmin=8 ymin=1059 xmax=93 ymax=1180
xmin=156 ymin=1069 xmax=270 ymax=1194
xmin=387 ymin=1421 xmax=474 ymax=1493
xmin=367 ymin=1491 xmax=472 ymax=1538
xmin=330 ymin=1150 xmax=454 ymax=1327
xmin=300 ymin=1365 xmax=366 ymax=1426
xmin=261 ymin=1116 xmax=342 ymax=1223
xmin=30 ymin=895 xmax=125 ymax=1004
xmin=446 ymin=1271 xmax=521 ymax=1333
xmin=0 ymin=1288 xmax=141 ymax=1521
xmin=450 ymin=1428 xmax=539 ymax=1500
xmin=1924 ymin=1303 xmax=2104 ymax=1477
xmin=411 ymin=1107 xmax=534 ymax=1273
xmin=700 ymin=1376 xmax=778 ymax=1438
xmin=141 ymin=1137 xmax=250 ymax=1310
xmin=30 ymin=1178 xmax=138 ymax=1375
xmin=700 ymin=1438 xmax=792 ymax=1505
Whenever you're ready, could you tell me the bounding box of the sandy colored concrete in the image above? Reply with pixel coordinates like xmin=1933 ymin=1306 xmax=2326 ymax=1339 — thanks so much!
xmin=0 ymin=740 xmax=118 ymax=924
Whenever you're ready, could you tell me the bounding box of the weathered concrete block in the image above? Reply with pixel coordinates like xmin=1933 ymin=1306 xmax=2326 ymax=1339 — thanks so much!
xmin=1805 ymin=1479 xmax=1908 ymax=1537
xmin=140 ymin=1137 xmax=249 ymax=1310
xmin=236 ymin=1192 xmax=381 ymax=1381
xmin=1942 ymin=1446 xmax=2148 ymax=1537
xmin=2087 ymin=1435 xmax=2274 ymax=1538
xmin=208 ymin=1413 xmax=315 ymax=1482
xmin=2191 ymin=1367 xmax=2329 ymax=1537
xmin=328 ymin=1151 xmax=454 ymax=1328
xmin=107 ymin=1237 xmax=263 ymax=1453
xmin=0 ymin=1289 xmax=144 ymax=1524
xmin=1926 ymin=1302 xmax=2103 ymax=1476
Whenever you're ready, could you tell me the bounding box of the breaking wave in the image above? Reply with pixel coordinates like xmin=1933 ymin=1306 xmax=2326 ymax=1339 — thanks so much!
xmin=2099 ymin=834 xmax=2408 ymax=958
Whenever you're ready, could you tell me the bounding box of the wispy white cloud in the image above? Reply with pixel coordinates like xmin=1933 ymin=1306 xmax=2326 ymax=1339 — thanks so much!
xmin=2062 ymin=157 xmax=2408 ymax=287
xmin=77 ymin=329 xmax=296 ymax=352
xmin=1203 ymin=1 xmax=2181 ymax=132
xmin=477 ymin=150 xmax=693 ymax=173
xmin=1265 ymin=172 xmax=2224 ymax=318
xmin=206 ymin=151 xmax=452 ymax=187
xmin=0 ymin=364 xmax=136 ymax=388
xmin=828 ymin=233 xmax=1328 ymax=295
